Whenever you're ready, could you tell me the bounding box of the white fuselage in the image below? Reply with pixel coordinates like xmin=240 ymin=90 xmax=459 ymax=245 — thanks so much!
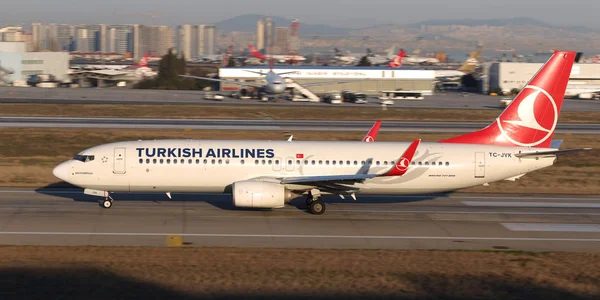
xmin=263 ymin=71 xmax=287 ymax=94
xmin=54 ymin=140 xmax=555 ymax=196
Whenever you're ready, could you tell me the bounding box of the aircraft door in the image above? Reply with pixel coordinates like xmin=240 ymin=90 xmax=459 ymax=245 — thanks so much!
xmin=113 ymin=147 xmax=126 ymax=174
xmin=474 ymin=152 xmax=485 ymax=178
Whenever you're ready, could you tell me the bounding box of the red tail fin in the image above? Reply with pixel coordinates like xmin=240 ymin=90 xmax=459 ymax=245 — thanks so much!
xmin=135 ymin=54 xmax=149 ymax=67
xmin=248 ymin=45 xmax=266 ymax=61
xmin=362 ymin=120 xmax=382 ymax=142
xmin=441 ymin=51 xmax=575 ymax=148
xmin=388 ymin=49 xmax=406 ymax=68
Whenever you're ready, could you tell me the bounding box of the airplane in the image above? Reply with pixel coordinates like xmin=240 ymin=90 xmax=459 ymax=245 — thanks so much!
xmin=180 ymin=59 xmax=358 ymax=100
xmin=248 ymin=46 xmax=306 ymax=64
xmin=388 ymin=49 xmax=407 ymax=68
xmin=52 ymin=51 xmax=591 ymax=215
xmin=365 ymin=48 xmax=400 ymax=65
xmin=401 ymin=49 xmax=440 ymax=65
xmin=333 ymin=48 xmax=361 ymax=65
xmin=564 ymin=83 xmax=600 ymax=99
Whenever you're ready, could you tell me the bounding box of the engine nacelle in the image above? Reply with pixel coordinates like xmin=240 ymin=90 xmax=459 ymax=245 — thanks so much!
xmin=578 ymin=93 xmax=594 ymax=99
xmin=232 ymin=181 xmax=293 ymax=209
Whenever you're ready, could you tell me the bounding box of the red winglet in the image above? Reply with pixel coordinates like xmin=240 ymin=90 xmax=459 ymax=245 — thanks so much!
xmin=362 ymin=120 xmax=382 ymax=142
xmin=381 ymin=139 xmax=421 ymax=177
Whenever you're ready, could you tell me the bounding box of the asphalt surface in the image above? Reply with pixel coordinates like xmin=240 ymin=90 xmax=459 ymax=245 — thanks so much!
xmin=0 ymin=188 xmax=599 ymax=251
xmin=0 ymin=87 xmax=598 ymax=111
xmin=1 ymin=116 xmax=599 ymax=134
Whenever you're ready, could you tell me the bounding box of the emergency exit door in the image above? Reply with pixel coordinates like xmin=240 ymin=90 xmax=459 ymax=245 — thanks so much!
xmin=474 ymin=152 xmax=485 ymax=178
xmin=113 ymin=147 xmax=126 ymax=174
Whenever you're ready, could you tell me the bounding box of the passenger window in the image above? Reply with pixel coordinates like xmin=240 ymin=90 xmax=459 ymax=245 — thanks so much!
xmin=361 ymin=161 xmax=365 ymax=165
xmin=332 ymin=160 xmax=336 ymax=165
xmin=438 ymin=162 xmax=442 ymax=166
xmin=411 ymin=162 xmax=416 ymax=165
xmin=354 ymin=161 xmax=358 ymax=165
xmin=262 ymin=160 xmax=266 ymax=165
xmin=339 ymin=160 xmax=343 ymax=165
xmin=211 ymin=159 xmax=216 ymax=164
xmin=188 ymin=159 xmax=192 ymax=164
xmin=326 ymin=160 xmax=330 ymax=165
xmin=196 ymin=159 xmax=200 ymax=164
xmin=296 ymin=160 xmax=300 ymax=165
xmin=241 ymin=159 xmax=245 ymax=165
xmin=139 ymin=159 xmax=143 ymax=164
xmin=383 ymin=161 xmax=388 ymax=166
xmin=418 ymin=162 xmax=422 ymax=166
xmin=226 ymin=159 xmax=230 ymax=164
xmin=218 ymin=159 xmax=222 ymax=164
xmin=160 ymin=159 xmax=164 ymax=164
xmin=204 ymin=159 xmax=208 ymax=164
xmin=319 ymin=160 xmax=323 ymax=165
xmin=425 ymin=162 xmax=429 ymax=166
xmin=255 ymin=160 xmax=259 ymax=165
xmin=288 ymin=160 xmax=292 ymax=165
xmin=181 ymin=159 xmax=184 ymax=164
xmin=268 ymin=160 xmax=273 ymax=165
xmin=446 ymin=162 xmax=450 ymax=166
xmin=153 ymin=159 xmax=157 ymax=164
xmin=145 ymin=159 xmax=149 ymax=164
xmin=305 ymin=160 xmax=309 ymax=165
xmin=376 ymin=161 xmax=380 ymax=166
xmin=312 ymin=160 xmax=315 ymax=165
xmin=346 ymin=160 xmax=350 ymax=165
xmin=167 ymin=159 xmax=171 ymax=164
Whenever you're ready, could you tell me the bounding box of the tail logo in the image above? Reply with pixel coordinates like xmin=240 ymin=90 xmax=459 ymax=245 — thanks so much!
xmin=364 ymin=136 xmax=374 ymax=142
xmin=497 ymin=85 xmax=558 ymax=147
xmin=395 ymin=157 xmax=410 ymax=172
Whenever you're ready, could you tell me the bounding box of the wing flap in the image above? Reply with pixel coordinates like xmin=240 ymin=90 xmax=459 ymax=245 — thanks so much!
xmin=515 ymin=148 xmax=592 ymax=158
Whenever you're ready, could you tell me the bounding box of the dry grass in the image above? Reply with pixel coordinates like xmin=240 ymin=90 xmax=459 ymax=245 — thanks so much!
xmin=0 ymin=246 xmax=598 ymax=299
xmin=0 ymin=128 xmax=599 ymax=193
xmin=0 ymin=103 xmax=599 ymax=122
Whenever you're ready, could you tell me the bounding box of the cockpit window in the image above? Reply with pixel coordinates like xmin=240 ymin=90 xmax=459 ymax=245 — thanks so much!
xmin=273 ymin=80 xmax=282 ymax=84
xmin=73 ymin=155 xmax=95 ymax=162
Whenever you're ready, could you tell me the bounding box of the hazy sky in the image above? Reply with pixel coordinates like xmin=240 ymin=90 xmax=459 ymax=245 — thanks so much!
xmin=2 ymin=0 xmax=600 ymax=29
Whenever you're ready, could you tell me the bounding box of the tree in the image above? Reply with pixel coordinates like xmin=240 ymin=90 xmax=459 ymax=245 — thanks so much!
xmin=357 ymin=56 xmax=372 ymax=67
xmin=227 ymin=56 xmax=236 ymax=67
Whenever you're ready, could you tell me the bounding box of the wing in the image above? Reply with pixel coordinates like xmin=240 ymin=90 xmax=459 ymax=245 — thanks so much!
xmin=179 ymin=75 xmax=265 ymax=88
xmin=280 ymin=139 xmax=421 ymax=193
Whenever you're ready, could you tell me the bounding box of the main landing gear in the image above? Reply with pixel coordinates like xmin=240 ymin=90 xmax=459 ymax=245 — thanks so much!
xmin=100 ymin=194 xmax=114 ymax=209
xmin=306 ymin=189 xmax=325 ymax=215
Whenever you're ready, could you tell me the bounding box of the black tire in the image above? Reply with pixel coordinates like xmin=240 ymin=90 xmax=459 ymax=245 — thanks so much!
xmin=309 ymin=200 xmax=326 ymax=215
xmin=101 ymin=200 xmax=112 ymax=209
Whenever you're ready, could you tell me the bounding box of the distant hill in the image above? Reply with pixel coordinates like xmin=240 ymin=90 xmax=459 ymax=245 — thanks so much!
xmin=214 ymin=14 xmax=349 ymax=36
xmin=413 ymin=17 xmax=548 ymax=27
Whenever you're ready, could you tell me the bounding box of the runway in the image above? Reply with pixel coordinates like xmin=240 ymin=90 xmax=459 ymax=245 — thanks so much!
xmin=0 ymin=86 xmax=598 ymax=111
xmin=2 ymin=116 xmax=599 ymax=134
xmin=0 ymin=188 xmax=599 ymax=251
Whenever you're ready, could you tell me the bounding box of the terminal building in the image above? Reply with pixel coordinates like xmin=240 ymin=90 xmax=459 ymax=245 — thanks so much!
xmin=487 ymin=62 xmax=600 ymax=93
xmin=218 ymin=66 xmax=436 ymax=96
xmin=0 ymin=42 xmax=69 ymax=86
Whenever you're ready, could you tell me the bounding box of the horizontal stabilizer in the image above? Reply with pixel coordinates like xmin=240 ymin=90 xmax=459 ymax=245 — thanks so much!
xmin=550 ymin=139 xmax=564 ymax=149
xmin=515 ymin=148 xmax=592 ymax=158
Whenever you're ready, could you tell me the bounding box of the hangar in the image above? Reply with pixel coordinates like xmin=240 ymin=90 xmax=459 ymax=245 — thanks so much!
xmin=487 ymin=62 xmax=600 ymax=93
xmin=218 ymin=66 xmax=436 ymax=96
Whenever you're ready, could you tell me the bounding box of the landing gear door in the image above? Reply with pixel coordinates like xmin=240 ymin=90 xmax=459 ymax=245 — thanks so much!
xmin=475 ymin=152 xmax=485 ymax=178
xmin=113 ymin=147 xmax=126 ymax=174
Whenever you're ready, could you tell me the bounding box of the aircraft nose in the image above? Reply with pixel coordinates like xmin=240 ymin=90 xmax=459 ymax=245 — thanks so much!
xmin=52 ymin=162 xmax=70 ymax=182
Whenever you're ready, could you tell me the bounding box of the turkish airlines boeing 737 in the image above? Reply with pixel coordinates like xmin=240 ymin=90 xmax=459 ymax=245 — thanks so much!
xmin=53 ymin=51 xmax=589 ymax=215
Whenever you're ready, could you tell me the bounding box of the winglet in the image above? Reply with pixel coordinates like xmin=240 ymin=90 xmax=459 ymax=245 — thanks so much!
xmin=380 ymin=139 xmax=421 ymax=177
xmin=362 ymin=121 xmax=382 ymax=142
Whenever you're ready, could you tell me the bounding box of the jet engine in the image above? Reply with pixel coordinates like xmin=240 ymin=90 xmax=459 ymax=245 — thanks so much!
xmin=232 ymin=181 xmax=293 ymax=209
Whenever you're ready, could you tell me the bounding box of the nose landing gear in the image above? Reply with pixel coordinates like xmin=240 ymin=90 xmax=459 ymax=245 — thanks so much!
xmin=100 ymin=194 xmax=114 ymax=209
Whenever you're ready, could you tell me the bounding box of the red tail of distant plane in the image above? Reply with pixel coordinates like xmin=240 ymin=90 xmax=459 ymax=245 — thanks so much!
xmin=248 ymin=45 xmax=267 ymax=61
xmin=362 ymin=120 xmax=382 ymax=142
xmin=135 ymin=54 xmax=149 ymax=67
xmin=388 ymin=49 xmax=406 ymax=68
xmin=441 ymin=51 xmax=576 ymax=148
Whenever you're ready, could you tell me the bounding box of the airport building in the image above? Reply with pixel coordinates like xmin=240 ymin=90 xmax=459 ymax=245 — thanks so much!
xmin=0 ymin=42 xmax=69 ymax=85
xmin=218 ymin=66 xmax=436 ymax=95
xmin=487 ymin=62 xmax=600 ymax=93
